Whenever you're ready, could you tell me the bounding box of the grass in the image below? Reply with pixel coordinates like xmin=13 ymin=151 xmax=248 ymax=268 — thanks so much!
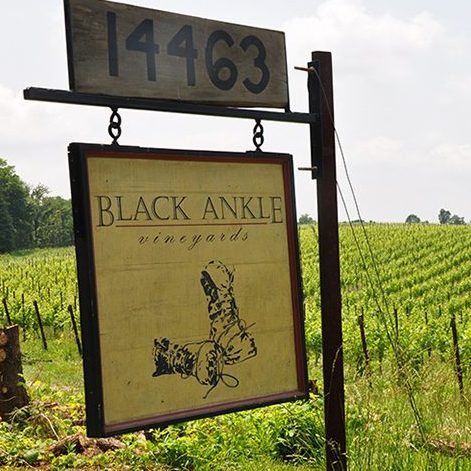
xmin=0 ymin=334 xmax=468 ymax=470
xmin=1 ymin=227 xmax=470 ymax=470
xmin=1 ymin=334 xmax=326 ymax=470
xmin=22 ymin=332 xmax=84 ymax=389
xmin=345 ymin=359 xmax=471 ymax=470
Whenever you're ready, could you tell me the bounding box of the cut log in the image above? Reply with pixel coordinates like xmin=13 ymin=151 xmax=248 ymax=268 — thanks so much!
xmin=0 ymin=325 xmax=30 ymax=419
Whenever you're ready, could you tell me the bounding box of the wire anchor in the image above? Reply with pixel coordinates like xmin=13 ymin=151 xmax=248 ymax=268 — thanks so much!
xmin=108 ymin=107 xmax=122 ymax=145
xmin=252 ymin=119 xmax=264 ymax=152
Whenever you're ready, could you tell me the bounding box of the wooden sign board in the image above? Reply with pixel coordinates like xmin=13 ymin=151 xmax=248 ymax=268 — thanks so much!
xmin=64 ymin=0 xmax=289 ymax=108
xmin=69 ymin=144 xmax=307 ymax=437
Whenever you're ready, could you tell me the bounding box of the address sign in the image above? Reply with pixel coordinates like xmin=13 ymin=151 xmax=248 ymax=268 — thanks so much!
xmin=64 ymin=0 xmax=289 ymax=107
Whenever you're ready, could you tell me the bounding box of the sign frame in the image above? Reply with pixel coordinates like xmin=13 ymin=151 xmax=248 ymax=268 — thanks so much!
xmin=68 ymin=142 xmax=308 ymax=437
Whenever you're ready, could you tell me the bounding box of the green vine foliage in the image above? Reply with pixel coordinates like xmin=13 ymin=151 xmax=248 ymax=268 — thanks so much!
xmin=300 ymin=223 xmax=470 ymax=374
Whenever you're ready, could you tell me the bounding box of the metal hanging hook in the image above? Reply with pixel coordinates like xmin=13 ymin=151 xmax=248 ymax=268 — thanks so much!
xmin=108 ymin=107 xmax=122 ymax=145
xmin=252 ymin=119 xmax=264 ymax=152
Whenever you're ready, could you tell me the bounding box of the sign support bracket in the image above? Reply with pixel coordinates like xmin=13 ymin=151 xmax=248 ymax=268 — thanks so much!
xmin=23 ymin=88 xmax=318 ymax=125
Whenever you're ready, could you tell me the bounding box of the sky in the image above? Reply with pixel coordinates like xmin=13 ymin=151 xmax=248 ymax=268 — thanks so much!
xmin=1 ymin=0 xmax=470 ymax=223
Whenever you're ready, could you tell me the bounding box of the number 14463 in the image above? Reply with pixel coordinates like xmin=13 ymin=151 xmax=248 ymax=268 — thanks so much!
xmin=65 ymin=0 xmax=289 ymax=107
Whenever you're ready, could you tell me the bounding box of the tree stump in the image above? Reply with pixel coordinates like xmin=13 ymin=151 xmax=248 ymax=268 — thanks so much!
xmin=0 ymin=325 xmax=29 ymax=419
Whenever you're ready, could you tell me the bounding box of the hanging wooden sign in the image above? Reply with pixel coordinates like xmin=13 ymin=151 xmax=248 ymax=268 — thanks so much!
xmin=64 ymin=0 xmax=289 ymax=108
xmin=69 ymin=143 xmax=307 ymax=437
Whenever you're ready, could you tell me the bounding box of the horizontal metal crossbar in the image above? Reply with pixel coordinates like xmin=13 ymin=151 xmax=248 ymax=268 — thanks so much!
xmin=23 ymin=88 xmax=318 ymax=124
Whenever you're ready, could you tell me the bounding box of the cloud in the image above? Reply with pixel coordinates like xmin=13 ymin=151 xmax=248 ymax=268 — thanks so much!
xmin=350 ymin=136 xmax=404 ymax=165
xmin=0 ymin=85 xmax=57 ymax=145
xmin=446 ymin=73 xmax=471 ymax=103
xmin=429 ymin=143 xmax=471 ymax=175
xmin=0 ymin=83 xmax=257 ymax=196
xmin=340 ymin=132 xmax=471 ymax=177
xmin=1 ymin=0 xmax=469 ymax=223
xmin=0 ymin=83 xmax=107 ymax=196
xmin=284 ymin=0 xmax=444 ymax=83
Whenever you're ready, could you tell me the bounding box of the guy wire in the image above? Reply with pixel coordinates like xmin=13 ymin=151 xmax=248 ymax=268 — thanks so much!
xmin=309 ymin=65 xmax=425 ymax=438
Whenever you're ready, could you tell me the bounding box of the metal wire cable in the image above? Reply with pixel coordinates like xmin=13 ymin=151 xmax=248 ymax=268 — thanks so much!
xmin=309 ymin=64 xmax=425 ymax=438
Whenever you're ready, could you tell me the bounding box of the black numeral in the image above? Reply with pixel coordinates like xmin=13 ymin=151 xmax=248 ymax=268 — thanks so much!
xmin=167 ymin=25 xmax=198 ymax=86
xmin=205 ymin=30 xmax=238 ymax=91
xmin=125 ymin=19 xmax=160 ymax=81
xmin=106 ymin=14 xmax=272 ymax=94
xmin=240 ymin=35 xmax=270 ymax=94
xmin=107 ymin=12 xmax=119 ymax=77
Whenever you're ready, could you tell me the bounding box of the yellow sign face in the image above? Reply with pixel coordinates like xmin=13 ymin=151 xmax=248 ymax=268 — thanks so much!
xmin=70 ymin=144 xmax=307 ymax=436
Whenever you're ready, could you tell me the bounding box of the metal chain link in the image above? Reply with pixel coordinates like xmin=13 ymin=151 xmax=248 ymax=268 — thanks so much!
xmin=108 ymin=107 xmax=122 ymax=145
xmin=252 ymin=119 xmax=264 ymax=152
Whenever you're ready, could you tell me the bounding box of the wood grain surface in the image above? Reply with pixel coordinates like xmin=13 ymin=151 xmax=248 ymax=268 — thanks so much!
xmin=65 ymin=0 xmax=289 ymax=107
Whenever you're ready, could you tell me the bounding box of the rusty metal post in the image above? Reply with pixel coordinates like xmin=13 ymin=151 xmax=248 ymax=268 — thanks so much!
xmin=308 ymin=51 xmax=347 ymax=470
xmin=68 ymin=304 xmax=83 ymax=357
xmin=450 ymin=313 xmax=464 ymax=401
xmin=358 ymin=309 xmax=371 ymax=378
xmin=33 ymin=300 xmax=48 ymax=351
xmin=2 ymin=298 xmax=12 ymax=326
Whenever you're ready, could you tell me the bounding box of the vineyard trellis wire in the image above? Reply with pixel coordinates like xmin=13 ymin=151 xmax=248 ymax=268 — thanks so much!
xmin=301 ymin=223 xmax=470 ymax=442
xmin=308 ymin=63 xmax=469 ymax=441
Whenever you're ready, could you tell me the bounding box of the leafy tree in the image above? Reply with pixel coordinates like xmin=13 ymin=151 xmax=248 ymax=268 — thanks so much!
xmin=0 ymin=160 xmax=74 ymax=252
xmin=405 ymin=214 xmax=421 ymax=224
xmin=29 ymin=184 xmax=73 ymax=248
xmin=438 ymin=208 xmax=465 ymax=225
xmin=438 ymin=209 xmax=451 ymax=224
xmin=0 ymin=193 xmax=15 ymax=252
xmin=37 ymin=196 xmax=73 ymax=247
xmin=29 ymin=184 xmax=51 ymax=246
xmin=298 ymin=214 xmax=315 ymax=224
xmin=448 ymin=214 xmax=465 ymax=225
xmin=0 ymin=159 xmax=32 ymax=252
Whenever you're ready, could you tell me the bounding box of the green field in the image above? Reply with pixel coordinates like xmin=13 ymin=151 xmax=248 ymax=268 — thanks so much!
xmin=0 ymin=224 xmax=470 ymax=470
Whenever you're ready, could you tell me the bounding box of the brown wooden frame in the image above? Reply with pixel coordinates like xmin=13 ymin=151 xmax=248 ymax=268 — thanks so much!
xmin=68 ymin=142 xmax=308 ymax=437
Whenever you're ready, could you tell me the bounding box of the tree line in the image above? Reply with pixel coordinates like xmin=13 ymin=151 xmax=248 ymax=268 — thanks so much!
xmin=298 ymin=210 xmax=468 ymax=225
xmin=405 ymin=209 xmax=467 ymax=225
xmin=0 ymin=159 xmax=73 ymax=253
